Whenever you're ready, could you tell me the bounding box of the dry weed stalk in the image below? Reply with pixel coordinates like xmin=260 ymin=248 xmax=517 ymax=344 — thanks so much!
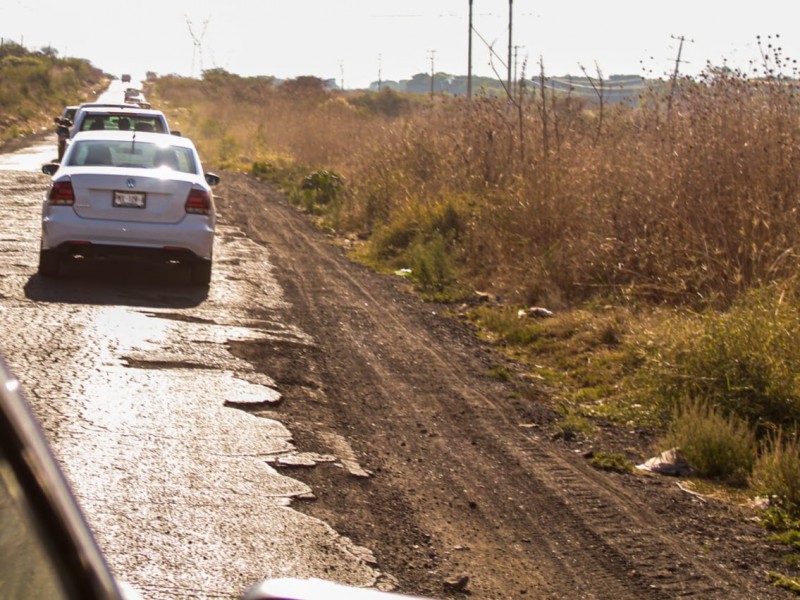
xmin=155 ymin=57 xmax=800 ymax=306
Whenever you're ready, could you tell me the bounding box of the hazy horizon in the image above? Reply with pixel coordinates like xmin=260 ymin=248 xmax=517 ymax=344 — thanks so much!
xmin=2 ymin=1 xmax=799 ymax=89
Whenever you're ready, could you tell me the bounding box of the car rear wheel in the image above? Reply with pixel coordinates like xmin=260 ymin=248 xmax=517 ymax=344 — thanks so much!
xmin=190 ymin=260 xmax=212 ymax=285
xmin=38 ymin=250 xmax=60 ymax=277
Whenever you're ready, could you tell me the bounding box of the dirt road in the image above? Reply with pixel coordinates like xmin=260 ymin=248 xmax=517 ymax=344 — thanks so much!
xmin=0 ymin=137 xmax=790 ymax=598
xmin=218 ymin=174 xmax=789 ymax=599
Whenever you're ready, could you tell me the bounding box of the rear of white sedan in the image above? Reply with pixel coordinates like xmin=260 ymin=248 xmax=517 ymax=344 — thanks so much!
xmin=39 ymin=131 xmax=219 ymax=285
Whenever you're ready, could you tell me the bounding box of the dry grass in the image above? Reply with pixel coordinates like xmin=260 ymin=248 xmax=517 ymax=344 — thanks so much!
xmin=153 ymin=51 xmax=800 ymax=309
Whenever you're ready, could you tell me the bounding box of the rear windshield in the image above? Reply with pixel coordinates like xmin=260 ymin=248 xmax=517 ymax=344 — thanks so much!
xmin=67 ymin=140 xmax=197 ymax=174
xmin=79 ymin=114 xmax=164 ymax=133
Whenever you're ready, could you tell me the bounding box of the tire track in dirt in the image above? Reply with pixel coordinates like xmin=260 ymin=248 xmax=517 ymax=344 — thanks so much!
xmin=220 ymin=173 xmax=787 ymax=599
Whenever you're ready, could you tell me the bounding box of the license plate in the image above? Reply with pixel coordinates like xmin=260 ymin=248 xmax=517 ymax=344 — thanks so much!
xmin=113 ymin=191 xmax=146 ymax=208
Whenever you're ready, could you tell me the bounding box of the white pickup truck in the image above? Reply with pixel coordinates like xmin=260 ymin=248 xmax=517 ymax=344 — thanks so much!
xmin=69 ymin=105 xmax=174 ymax=137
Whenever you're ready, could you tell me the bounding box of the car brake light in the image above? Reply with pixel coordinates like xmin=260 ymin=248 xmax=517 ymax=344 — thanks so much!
xmin=48 ymin=181 xmax=75 ymax=205
xmin=185 ymin=189 xmax=210 ymax=215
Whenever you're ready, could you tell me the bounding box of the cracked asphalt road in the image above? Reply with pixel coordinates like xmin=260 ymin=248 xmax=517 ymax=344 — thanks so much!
xmin=1 ymin=136 xmax=794 ymax=600
xmin=0 ymin=139 xmax=382 ymax=599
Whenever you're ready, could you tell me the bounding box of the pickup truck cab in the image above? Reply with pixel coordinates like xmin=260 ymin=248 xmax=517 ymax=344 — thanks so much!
xmin=69 ymin=106 xmax=174 ymax=138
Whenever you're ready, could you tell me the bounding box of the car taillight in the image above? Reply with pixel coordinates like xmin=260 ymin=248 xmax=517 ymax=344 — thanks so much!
xmin=48 ymin=181 xmax=75 ymax=205
xmin=185 ymin=189 xmax=211 ymax=215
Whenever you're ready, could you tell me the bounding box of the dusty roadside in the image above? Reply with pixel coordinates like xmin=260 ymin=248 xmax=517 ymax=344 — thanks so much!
xmin=216 ymin=172 xmax=791 ymax=599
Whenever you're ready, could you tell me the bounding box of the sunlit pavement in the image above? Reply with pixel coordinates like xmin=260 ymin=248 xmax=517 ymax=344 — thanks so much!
xmin=0 ymin=137 xmax=57 ymax=171
xmin=0 ymin=149 xmax=381 ymax=598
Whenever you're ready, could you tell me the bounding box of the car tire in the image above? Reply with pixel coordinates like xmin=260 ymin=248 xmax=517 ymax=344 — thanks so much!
xmin=38 ymin=250 xmax=60 ymax=277
xmin=190 ymin=260 xmax=212 ymax=285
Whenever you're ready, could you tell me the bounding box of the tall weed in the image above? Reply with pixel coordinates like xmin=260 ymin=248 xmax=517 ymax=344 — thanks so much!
xmin=658 ymin=398 xmax=756 ymax=484
xmin=153 ymin=45 xmax=800 ymax=307
xmin=752 ymin=430 xmax=800 ymax=512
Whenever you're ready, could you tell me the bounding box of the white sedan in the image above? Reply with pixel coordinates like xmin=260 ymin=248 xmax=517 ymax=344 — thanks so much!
xmin=39 ymin=130 xmax=219 ymax=285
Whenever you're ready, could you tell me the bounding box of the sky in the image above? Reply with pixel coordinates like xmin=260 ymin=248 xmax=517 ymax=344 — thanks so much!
xmin=2 ymin=1 xmax=800 ymax=89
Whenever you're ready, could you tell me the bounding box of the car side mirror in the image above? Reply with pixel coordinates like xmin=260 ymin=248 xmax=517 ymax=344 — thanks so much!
xmin=205 ymin=172 xmax=220 ymax=186
xmin=42 ymin=163 xmax=60 ymax=175
xmin=171 ymin=131 xmax=182 ymax=137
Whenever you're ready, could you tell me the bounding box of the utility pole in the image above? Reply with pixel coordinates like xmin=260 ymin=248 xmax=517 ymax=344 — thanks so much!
xmin=378 ymin=53 xmax=382 ymax=91
xmin=428 ymin=50 xmax=437 ymax=98
xmin=507 ymin=0 xmax=513 ymax=91
xmin=339 ymin=61 xmax=345 ymax=91
xmin=467 ymin=0 xmax=473 ymax=100
xmin=667 ymin=34 xmax=692 ymax=123
xmin=513 ymin=45 xmax=525 ymax=96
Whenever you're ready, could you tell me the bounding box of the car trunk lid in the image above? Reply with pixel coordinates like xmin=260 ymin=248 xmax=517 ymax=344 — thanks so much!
xmin=69 ymin=169 xmax=196 ymax=224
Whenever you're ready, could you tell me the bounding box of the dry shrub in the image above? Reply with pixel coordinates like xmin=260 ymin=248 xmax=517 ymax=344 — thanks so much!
xmin=0 ymin=43 xmax=104 ymax=142
xmin=153 ymin=49 xmax=800 ymax=307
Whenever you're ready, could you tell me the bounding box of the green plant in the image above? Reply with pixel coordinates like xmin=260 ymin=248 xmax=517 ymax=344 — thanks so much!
xmin=554 ymin=409 xmax=594 ymax=441
xmin=486 ymin=365 xmax=513 ymax=381
xmin=643 ymin=287 xmax=800 ymax=428
xmin=301 ymin=170 xmax=344 ymax=206
xmin=767 ymin=529 xmax=800 ymax=549
xmin=658 ymin=398 xmax=756 ymax=485
xmin=767 ymin=571 xmax=800 ymax=593
xmin=589 ymin=452 xmax=634 ymax=473
xmin=752 ymin=430 xmax=800 ymax=513
xmin=409 ymin=233 xmax=450 ymax=293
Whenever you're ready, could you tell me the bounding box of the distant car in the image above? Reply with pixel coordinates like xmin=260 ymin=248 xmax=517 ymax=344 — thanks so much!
xmin=39 ymin=130 xmax=219 ymax=284
xmin=123 ymin=88 xmax=146 ymax=105
xmin=121 ymin=73 xmax=131 ymax=83
xmin=53 ymin=105 xmax=79 ymax=161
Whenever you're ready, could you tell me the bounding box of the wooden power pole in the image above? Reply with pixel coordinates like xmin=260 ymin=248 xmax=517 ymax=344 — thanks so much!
xmin=507 ymin=0 xmax=513 ymax=91
xmin=467 ymin=0 xmax=473 ymax=99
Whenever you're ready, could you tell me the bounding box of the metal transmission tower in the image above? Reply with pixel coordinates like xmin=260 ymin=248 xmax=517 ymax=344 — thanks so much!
xmin=186 ymin=16 xmax=210 ymax=78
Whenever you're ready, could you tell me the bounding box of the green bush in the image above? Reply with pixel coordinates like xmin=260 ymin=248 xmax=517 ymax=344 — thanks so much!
xmin=0 ymin=44 xmax=104 ymax=143
xmin=643 ymin=287 xmax=800 ymax=427
xmin=301 ymin=170 xmax=343 ymax=206
xmin=658 ymin=398 xmax=756 ymax=484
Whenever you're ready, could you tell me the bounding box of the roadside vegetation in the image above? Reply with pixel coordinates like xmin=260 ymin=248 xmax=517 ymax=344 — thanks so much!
xmin=148 ymin=39 xmax=800 ymax=587
xmin=0 ymin=41 xmax=106 ymax=145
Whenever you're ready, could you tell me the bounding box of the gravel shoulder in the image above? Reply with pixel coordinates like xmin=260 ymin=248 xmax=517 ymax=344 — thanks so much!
xmin=218 ymin=172 xmax=791 ymax=599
